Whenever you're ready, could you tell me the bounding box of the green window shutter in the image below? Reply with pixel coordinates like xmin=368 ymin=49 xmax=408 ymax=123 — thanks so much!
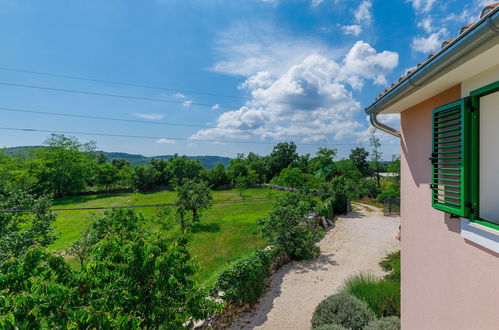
xmin=431 ymin=99 xmax=470 ymax=217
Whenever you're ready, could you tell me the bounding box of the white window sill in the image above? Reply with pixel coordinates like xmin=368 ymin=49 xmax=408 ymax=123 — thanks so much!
xmin=461 ymin=218 xmax=499 ymax=254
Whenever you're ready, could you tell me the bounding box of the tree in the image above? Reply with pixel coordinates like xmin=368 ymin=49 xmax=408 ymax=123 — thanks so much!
xmin=349 ymin=147 xmax=370 ymax=177
xmin=131 ymin=165 xmax=160 ymax=190
xmin=111 ymin=158 xmax=131 ymax=170
xmin=267 ymin=142 xmax=299 ymax=179
xmin=369 ymin=128 xmax=383 ymax=188
xmin=387 ymin=154 xmax=400 ymax=187
xmin=310 ymin=147 xmax=337 ymax=180
xmin=95 ymin=163 xmax=119 ymax=191
xmin=96 ymin=152 xmax=108 ymax=165
xmin=150 ymin=159 xmax=170 ymax=185
xmin=271 ymin=166 xmax=315 ymax=189
xmin=31 ymin=134 xmax=96 ymax=197
xmin=167 ymin=156 xmax=204 ymax=186
xmin=318 ymin=176 xmax=358 ymax=214
xmin=0 ymin=189 xmax=56 ymax=261
xmin=175 ymin=179 xmax=213 ymax=230
xmin=204 ymin=162 xmax=230 ymax=187
xmin=259 ymin=194 xmax=323 ymax=260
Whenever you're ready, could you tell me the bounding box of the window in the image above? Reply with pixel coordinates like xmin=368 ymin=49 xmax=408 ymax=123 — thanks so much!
xmin=431 ymin=80 xmax=499 ymax=232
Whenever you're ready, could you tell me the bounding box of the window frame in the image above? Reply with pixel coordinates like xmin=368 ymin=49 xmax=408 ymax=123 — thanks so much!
xmin=469 ymin=80 xmax=499 ymax=232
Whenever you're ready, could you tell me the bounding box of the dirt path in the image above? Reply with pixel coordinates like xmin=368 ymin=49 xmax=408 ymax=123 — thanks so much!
xmin=229 ymin=203 xmax=400 ymax=330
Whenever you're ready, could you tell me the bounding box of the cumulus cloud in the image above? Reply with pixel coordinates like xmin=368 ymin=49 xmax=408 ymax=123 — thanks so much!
xmin=342 ymin=25 xmax=362 ymax=36
xmin=134 ymin=113 xmax=165 ymax=120
xmin=182 ymin=100 xmax=193 ymax=107
xmin=411 ymin=28 xmax=447 ymax=53
xmin=156 ymin=138 xmax=176 ymax=144
xmin=174 ymin=92 xmax=186 ymax=98
xmin=211 ymin=104 xmax=220 ymax=109
xmin=194 ymin=40 xmax=398 ymax=144
xmin=417 ymin=16 xmax=434 ymax=33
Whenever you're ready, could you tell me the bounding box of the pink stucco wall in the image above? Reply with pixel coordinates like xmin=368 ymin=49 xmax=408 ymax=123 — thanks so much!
xmin=400 ymin=85 xmax=499 ymax=330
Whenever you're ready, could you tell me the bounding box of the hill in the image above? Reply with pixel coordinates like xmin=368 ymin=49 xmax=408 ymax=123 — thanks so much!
xmin=2 ymin=146 xmax=231 ymax=169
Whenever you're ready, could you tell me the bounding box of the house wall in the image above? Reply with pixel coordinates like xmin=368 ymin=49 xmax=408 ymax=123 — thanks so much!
xmin=400 ymin=84 xmax=499 ymax=330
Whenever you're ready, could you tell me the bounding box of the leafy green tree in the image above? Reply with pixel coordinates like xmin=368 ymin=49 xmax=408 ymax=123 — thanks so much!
xmin=259 ymin=194 xmax=323 ymax=260
xmin=131 ymin=165 xmax=160 ymax=190
xmin=167 ymin=156 xmax=204 ymax=186
xmin=349 ymin=147 xmax=370 ymax=177
xmin=175 ymin=179 xmax=213 ymax=230
xmin=0 ymin=235 xmax=218 ymax=328
xmin=318 ymin=176 xmax=358 ymax=214
xmin=204 ymin=162 xmax=230 ymax=187
xmin=267 ymin=142 xmax=299 ymax=179
xmin=245 ymin=152 xmax=269 ymax=183
xmin=228 ymin=155 xmax=249 ymax=183
xmin=96 ymin=152 xmax=108 ymax=165
xmin=310 ymin=148 xmax=337 ymax=172
xmin=150 ymin=158 xmax=170 ymax=185
xmin=30 ymin=134 xmax=96 ymax=197
xmin=271 ymin=166 xmax=317 ymax=189
xmin=111 ymin=158 xmax=131 ymax=170
xmin=95 ymin=163 xmax=119 ymax=191
xmin=0 ymin=189 xmax=56 ymax=261
xmin=369 ymin=128 xmax=383 ymax=188
xmin=335 ymin=159 xmax=362 ymax=181
xmin=388 ymin=155 xmax=400 ymax=187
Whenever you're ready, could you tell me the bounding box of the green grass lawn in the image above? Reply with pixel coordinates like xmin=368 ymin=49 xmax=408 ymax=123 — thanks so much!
xmin=51 ymin=188 xmax=284 ymax=283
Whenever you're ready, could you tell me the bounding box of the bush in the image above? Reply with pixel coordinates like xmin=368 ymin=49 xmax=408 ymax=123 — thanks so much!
xmin=313 ymin=324 xmax=347 ymax=330
xmin=318 ymin=177 xmax=357 ymax=214
xmin=379 ymin=251 xmax=400 ymax=282
xmin=259 ymin=194 xmax=323 ymax=260
xmin=356 ymin=178 xmax=379 ymax=199
xmin=311 ymin=293 xmax=375 ymax=329
xmin=213 ymin=248 xmax=279 ymax=306
xmin=375 ymin=187 xmax=400 ymax=203
xmin=341 ymin=273 xmax=400 ymax=317
xmin=364 ymin=316 xmax=400 ymax=330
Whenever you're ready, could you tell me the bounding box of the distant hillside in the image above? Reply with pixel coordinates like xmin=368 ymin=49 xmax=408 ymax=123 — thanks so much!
xmin=2 ymin=146 xmax=231 ymax=169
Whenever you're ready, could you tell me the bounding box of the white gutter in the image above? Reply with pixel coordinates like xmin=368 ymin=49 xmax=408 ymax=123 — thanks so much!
xmin=366 ymin=6 xmax=499 ymax=139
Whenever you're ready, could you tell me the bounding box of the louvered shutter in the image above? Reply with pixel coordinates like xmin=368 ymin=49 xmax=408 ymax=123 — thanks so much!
xmin=431 ymin=99 xmax=470 ymax=217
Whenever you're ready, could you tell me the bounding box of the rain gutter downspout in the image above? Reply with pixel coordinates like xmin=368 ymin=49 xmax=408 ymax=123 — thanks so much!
xmin=365 ymin=6 xmax=499 ymax=139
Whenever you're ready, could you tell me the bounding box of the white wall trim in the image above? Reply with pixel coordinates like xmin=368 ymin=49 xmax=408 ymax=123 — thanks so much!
xmin=461 ymin=218 xmax=499 ymax=254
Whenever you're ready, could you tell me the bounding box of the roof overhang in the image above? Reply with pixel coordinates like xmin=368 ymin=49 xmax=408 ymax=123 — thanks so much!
xmin=365 ymin=6 xmax=499 ymax=116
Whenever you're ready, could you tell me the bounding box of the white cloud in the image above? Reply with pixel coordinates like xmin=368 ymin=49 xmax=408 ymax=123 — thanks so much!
xmin=174 ymin=92 xmax=186 ymax=98
xmin=406 ymin=0 xmax=437 ymax=13
xmin=210 ymin=22 xmax=343 ymax=77
xmin=311 ymin=0 xmax=324 ymax=7
xmin=355 ymin=1 xmax=373 ymax=25
xmin=411 ymin=28 xmax=447 ymax=53
xmin=195 ymin=41 xmax=398 ymax=144
xmin=156 ymin=138 xmax=176 ymax=144
xmin=182 ymin=100 xmax=193 ymax=107
xmin=342 ymin=25 xmax=362 ymax=36
xmin=134 ymin=113 xmax=165 ymax=120
xmin=417 ymin=16 xmax=434 ymax=33
xmin=211 ymin=104 xmax=220 ymax=109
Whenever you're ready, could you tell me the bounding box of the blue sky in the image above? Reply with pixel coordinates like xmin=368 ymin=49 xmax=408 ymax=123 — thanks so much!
xmin=0 ymin=0 xmax=490 ymax=159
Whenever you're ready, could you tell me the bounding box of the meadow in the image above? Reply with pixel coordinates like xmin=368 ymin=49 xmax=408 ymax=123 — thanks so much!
xmin=51 ymin=188 xmax=284 ymax=282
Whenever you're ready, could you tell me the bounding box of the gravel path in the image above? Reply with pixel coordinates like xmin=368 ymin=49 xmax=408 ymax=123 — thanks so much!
xmin=229 ymin=203 xmax=400 ymax=330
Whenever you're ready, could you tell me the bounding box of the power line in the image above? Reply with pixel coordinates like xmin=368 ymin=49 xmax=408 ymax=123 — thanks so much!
xmin=0 ymin=66 xmax=249 ymax=101
xmin=0 ymin=81 xmax=237 ymax=110
xmin=0 ymin=126 xmax=360 ymax=146
xmin=0 ymin=106 xmax=343 ymax=139
xmin=0 ymin=65 xmax=332 ymax=109
xmin=0 ymin=197 xmax=277 ymax=213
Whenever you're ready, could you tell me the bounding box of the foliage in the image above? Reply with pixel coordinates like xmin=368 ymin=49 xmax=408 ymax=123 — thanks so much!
xmin=259 ymin=194 xmax=323 ymax=260
xmin=369 ymin=128 xmax=383 ymax=188
xmin=0 ymin=188 xmax=56 ymax=261
xmin=319 ymin=176 xmax=358 ymax=214
xmin=271 ymin=166 xmax=317 ymax=189
xmin=349 ymin=147 xmax=370 ymax=177
xmin=167 ymin=156 xmax=204 ymax=186
xmin=67 ymin=209 xmax=146 ymax=267
xmin=356 ymin=178 xmax=380 ymax=199
xmin=0 ymin=234 xmax=218 ymax=329
xmin=375 ymin=186 xmax=400 ymax=203
xmin=379 ymin=251 xmax=400 ymax=282
xmin=313 ymin=325 xmax=347 ymax=330
xmin=213 ymin=247 xmax=279 ymax=306
xmin=131 ymin=164 xmax=160 ymax=190
xmin=364 ymin=317 xmax=401 ymax=330
xmin=311 ymin=293 xmax=375 ymax=330
xmin=335 ymin=160 xmax=362 ymax=181
xmin=175 ymin=179 xmax=213 ymax=230
xmin=267 ymin=142 xmax=299 ymax=179
xmin=29 ymin=134 xmax=96 ymax=197
xmin=340 ymin=273 xmax=400 ymax=317
xmin=95 ymin=162 xmax=119 ymax=191
xmin=310 ymin=148 xmax=337 ymax=180
xmin=204 ymin=162 xmax=230 ymax=187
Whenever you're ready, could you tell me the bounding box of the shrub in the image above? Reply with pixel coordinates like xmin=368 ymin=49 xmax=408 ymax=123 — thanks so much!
xmin=379 ymin=251 xmax=400 ymax=282
xmin=364 ymin=316 xmax=400 ymax=330
xmin=318 ymin=177 xmax=357 ymax=214
xmin=311 ymin=293 xmax=375 ymax=329
xmin=313 ymin=324 xmax=348 ymax=330
xmin=213 ymin=248 xmax=278 ymax=306
xmin=259 ymin=194 xmax=323 ymax=260
xmin=356 ymin=178 xmax=379 ymax=199
xmin=375 ymin=187 xmax=400 ymax=203
xmin=341 ymin=273 xmax=400 ymax=317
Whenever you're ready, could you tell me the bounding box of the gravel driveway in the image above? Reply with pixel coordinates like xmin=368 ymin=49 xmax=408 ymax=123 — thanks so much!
xmin=229 ymin=203 xmax=400 ymax=330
